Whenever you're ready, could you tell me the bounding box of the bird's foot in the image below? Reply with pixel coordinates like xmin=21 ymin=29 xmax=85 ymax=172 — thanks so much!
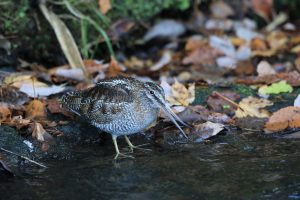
xmin=128 ymin=143 xmax=152 ymax=153
xmin=114 ymin=152 xmax=135 ymax=160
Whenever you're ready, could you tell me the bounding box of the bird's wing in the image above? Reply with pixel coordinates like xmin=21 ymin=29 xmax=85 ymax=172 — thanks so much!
xmin=78 ymin=81 xmax=134 ymax=123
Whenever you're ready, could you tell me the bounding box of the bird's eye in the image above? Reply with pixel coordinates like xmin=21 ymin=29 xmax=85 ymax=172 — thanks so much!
xmin=149 ymin=91 xmax=154 ymax=95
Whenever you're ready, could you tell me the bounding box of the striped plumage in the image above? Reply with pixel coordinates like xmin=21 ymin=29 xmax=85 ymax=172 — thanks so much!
xmin=61 ymin=76 xmax=188 ymax=159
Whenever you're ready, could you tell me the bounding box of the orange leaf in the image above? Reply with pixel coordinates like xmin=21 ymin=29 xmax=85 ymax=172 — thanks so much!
xmin=0 ymin=104 xmax=11 ymax=122
xmin=25 ymin=100 xmax=46 ymax=120
xmin=98 ymin=0 xmax=111 ymax=15
xmin=265 ymin=106 xmax=300 ymax=133
xmin=106 ymin=57 xmax=123 ymax=77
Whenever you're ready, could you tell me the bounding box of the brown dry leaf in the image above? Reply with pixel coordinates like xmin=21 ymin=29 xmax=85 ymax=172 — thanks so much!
xmin=166 ymin=80 xmax=195 ymax=106
xmin=235 ymin=116 xmax=267 ymax=130
xmin=277 ymin=71 xmax=300 ymax=86
xmin=107 ymin=19 xmax=135 ymax=41
xmin=124 ymin=56 xmax=147 ymax=70
xmin=106 ymin=57 xmax=124 ymax=77
xmin=25 ymin=100 xmax=46 ymax=120
xmin=192 ymin=121 xmax=225 ymax=142
xmin=183 ymin=45 xmax=222 ymax=65
xmin=266 ymin=31 xmax=288 ymax=51
xmin=295 ymin=57 xmax=300 ymax=72
xmin=32 ymin=122 xmax=54 ymax=143
xmin=289 ymin=35 xmax=300 ymax=45
xmin=83 ymin=59 xmax=108 ymax=74
xmin=236 ymin=71 xmax=300 ymax=86
xmin=98 ymin=0 xmax=111 ymax=15
xmin=0 ymin=104 xmax=11 ymax=122
xmin=235 ymin=96 xmax=273 ymax=118
xmin=251 ymin=49 xmax=276 ymax=57
xmin=3 ymin=73 xmax=33 ymax=88
xmin=251 ymin=0 xmax=273 ymax=21
xmin=185 ymin=36 xmax=206 ymax=52
xmin=235 ymin=60 xmax=255 ymax=76
xmin=251 ymin=37 xmax=268 ymax=51
xmin=9 ymin=116 xmax=31 ymax=130
xmin=265 ymin=106 xmax=300 ymax=133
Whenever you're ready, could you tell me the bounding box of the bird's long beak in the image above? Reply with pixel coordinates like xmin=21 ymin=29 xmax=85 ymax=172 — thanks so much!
xmin=159 ymin=101 xmax=189 ymax=139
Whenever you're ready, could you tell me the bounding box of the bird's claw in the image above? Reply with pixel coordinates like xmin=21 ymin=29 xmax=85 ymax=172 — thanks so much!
xmin=128 ymin=143 xmax=152 ymax=153
xmin=114 ymin=152 xmax=135 ymax=160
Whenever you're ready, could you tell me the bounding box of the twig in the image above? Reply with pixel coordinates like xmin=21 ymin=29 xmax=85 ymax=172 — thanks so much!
xmin=213 ymin=91 xmax=241 ymax=109
xmin=0 ymin=147 xmax=47 ymax=168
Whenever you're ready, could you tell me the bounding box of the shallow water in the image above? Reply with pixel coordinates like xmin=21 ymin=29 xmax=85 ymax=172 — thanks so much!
xmin=1 ymin=128 xmax=300 ymax=200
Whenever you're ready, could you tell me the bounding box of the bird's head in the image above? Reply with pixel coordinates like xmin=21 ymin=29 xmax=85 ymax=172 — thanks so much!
xmin=59 ymin=91 xmax=83 ymax=115
xmin=143 ymin=81 xmax=189 ymax=138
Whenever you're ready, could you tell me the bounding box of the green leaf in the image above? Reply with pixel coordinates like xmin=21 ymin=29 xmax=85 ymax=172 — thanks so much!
xmin=258 ymin=80 xmax=293 ymax=95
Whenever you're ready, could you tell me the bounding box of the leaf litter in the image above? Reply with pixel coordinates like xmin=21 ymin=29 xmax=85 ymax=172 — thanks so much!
xmin=2 ymin=0 xmax=300 ymax=155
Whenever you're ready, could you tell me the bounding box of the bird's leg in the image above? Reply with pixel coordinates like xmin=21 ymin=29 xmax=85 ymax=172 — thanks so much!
xmin=112 ymin=135 xmax=134 ymax=160
xmin=124 ymin=136 xmax=152 ymax=153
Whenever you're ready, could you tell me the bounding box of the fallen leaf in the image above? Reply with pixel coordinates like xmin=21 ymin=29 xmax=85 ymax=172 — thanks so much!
xmin=3 ymin=73 xmax=33 ymax=87
xmin=276 ymin=71 xmax=300 ymax=86
xmin=192 ymin=121 xmax=225 ymax=142
xmin=107 ymin=19 xmax=135 ymax=41
xmin=230 ymin=37 xmax=246 ymax=46
xmin=235 ymin=60 xmax=255 ymax=76
xmin=207 ymin=91 xmax=240 ymax=114
xmin=251 ymin=49 xmax=276 ymax=57
xmin=8 ymin=116 xmax=31 ymax=130
xmin=143 ymin=19 xmax=186 ymax=42
xmin=32 ymin=122 xmax=54 ymax=143
xmin=258 ymin=80 xmax=293 ymax=95
xmin=0 ymin=104 xmax=11 ymax=122
xmin=165 ymin=80 xmax=195 ymax=106
xmin=150 ymin=50 xmax=172 ymax=71
xmin=216 ymin=56 xmax=236 ymax=68
xmin=266 ymin=31 xmax=288 ymax=51
xmin=210 ymin=1 xmax=234 ymax=19
xmin=295 ymin=57 xmax=300 ymax=72
xmin=257 ymin=60 xmax=276 ymax=76
xmin=251 ymin=37 xmax=268 ymax=51
xmin=235 ymin=116 xmax=267 ymax=130
xmin=185 ymin=35 xmax=205 ymax=52
xmin=235 ymin=27 xmax=262 ymax=42
xmin=25 ymin=100 xmax=46 ymax=120
xmin=106 ymin=57 xmax=124 ymax=77
xmin=98 ymin=0 xmax=111 ymax=15
xmin=265 ymin=106 xmax=300 ymax=133
xmin=251 ymin=0 xmax=273 ymax=21
xmin=183 ymin=44 xmax=221 ymax=65
xmin=54 ymin=68 xmax=85 ymax=81
xmin=177 ymin=105 xmax=210 ymax=123
xmin=236 ymin=71 xmax=300 ymax=86
xmin=235 ymin=96 xmax=273 ymax=118
xmin=0 ymin=86 xmax=30 ymax=107
xmin=19 ymin=81 xmax=65 ymax=97
xmin=209 ymin=35 xmax=235 ymax=57
xmin=205 ymin=19 xmax=233 ymax=31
